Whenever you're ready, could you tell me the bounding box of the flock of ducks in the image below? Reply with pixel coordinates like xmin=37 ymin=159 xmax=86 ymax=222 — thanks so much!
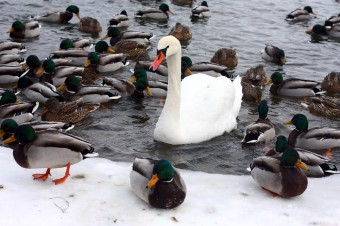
xmin=0 ymin=1 xmax=340 ymax=209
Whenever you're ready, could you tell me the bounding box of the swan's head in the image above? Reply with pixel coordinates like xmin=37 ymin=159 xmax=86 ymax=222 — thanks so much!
xmin=150 ymin=36 xmax=181 ymax=71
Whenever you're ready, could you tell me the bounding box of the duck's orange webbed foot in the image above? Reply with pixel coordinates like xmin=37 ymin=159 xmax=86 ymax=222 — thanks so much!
xmin=32 ymin=168 xmax=51 ymax=181
xmin=53 ymin=163 xmax=71 ymax=185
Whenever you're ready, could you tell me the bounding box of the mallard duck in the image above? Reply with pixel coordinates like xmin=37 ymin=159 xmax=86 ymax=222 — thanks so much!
xmin=0 ymin=90 xmax=18 ymax=106
xmin=7 ymin=21 xmax=41 ymax=39
xmin=35 ymin=58 xmax=85 ymax=86
xmin=191 ymin=1 xmax=211 ymax=18
xmin=57 ymin=75 xmax=121 ymax=104
xmin=266 ymin=136 xmax=339 ymax=177
xmin=0 ymin=41 xmax=26 ymax=54
xmin=35 ymin=5 xmax=80 ymax=23
xmin=135 ymin=3 xmax=172 ymax=21
xmin=0 ymin=101 xmax=39 ymax=125
xmin=41 ymin=97 xmax=99 ymax=125
xmin=17 ymin=76 xmax=62 ymax=104
xmin=241 ymin=80 xmax=262 ymax=102
xmin=0 ymin=65 xmax=26 ymax=85
xmin=321 ymin=72 xmax=340 ymax=94
xmin=171 ymin=0 xmax=196 ymax=6
xmin=286 ymin=6 xmax=316 ymax=22
xmin=283 ymin=114 xmax=340 ymax=150
xmin=301 ymin=96 xmax=340 ymax=118
xmin=242 ymin=100 xmax=275 ymax=144
xmin=261 ymin=44 xmax=286 ymax=65
xmin=210 ymin=48 xmax=238 ymax=69
xmin=59 ymin=38 xmax=92 ymax=51
xmin=3 ymin=124 xmax=97 ymax=185
xmin=306 ymin=24 xmax=340 ymax=38
xmin=108 ymin=10 xmax=130 ymax=28
xmin=150 ymin=36 xmax=242 ymax=145
xmin=78 ymin=17 xmax=102 ymax=33
xmin=266 ymin=72 xmax=321 ymax=97
xmin=94 ymin=41 xmax=116 ymax=54
xmin=325 ymin=14 xmax=340 ymax=28
xmin=84 ymin=52 xmax=127 ymax=73
xmin=101 ymin=27 xmax=153 ymax=46
xmin=130 ymin=158 xmax=186 ymax=209
xmin=51 ymin=49 xmax=89 ymax=67
xmin=0 ymin=118 xmax=74 ymax=141
xmin=250 ymin=147 xmax=308 ymax=197
xmin=0 ymin=53 xmax=23 ymax=65
xmin=168 ymin=22 xmax=192 ymax=42
xmin=242 ymin=65 xmax=267 ymax=87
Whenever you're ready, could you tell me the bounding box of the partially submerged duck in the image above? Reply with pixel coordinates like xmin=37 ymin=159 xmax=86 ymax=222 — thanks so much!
xmin=130 ymin=158 xmax=186 ymax=209
xmin=283 ymin=114 xmax=340 ymax=150
xmin=108 ymin=10 xmax=130 ymax=28
xmin=8 ymin=21 xmax=41 ymax=39
xmin=242 ymin=100 xmax=276 ymax=145
xmin=3 ymin=124 xmax=97 ymax=185
xmin=266 ymin=72 xmax=321 ymax=97
xmin=35 ymin=5 xmax=80 ymax=23
xmin=210 ymin=48 xmax=238 ymax=69
xmin=306 ymin=24 xmax=340 ymax=38
xmin=286 ymin=6 xmax=316 ymax=22
xmin=135 ymin=3 xmax=172 ymax=21
xmin=266 ymin=136 xmax=339 ymax=177
xmin=261 ymin=44 xmax=286 ymax=65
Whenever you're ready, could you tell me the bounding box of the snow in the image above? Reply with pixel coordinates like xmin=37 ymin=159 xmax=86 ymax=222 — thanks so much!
xmin=0 ymin=146 xmax=339 ymax=226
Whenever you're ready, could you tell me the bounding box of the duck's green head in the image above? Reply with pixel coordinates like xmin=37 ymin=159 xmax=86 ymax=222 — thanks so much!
xmin=8 ymin=21 xmax=25 ymax=33
xmin=303 ymin=6 xmax=314 ymax=14
xmin=181 ymin=56 xmax=193 ymax=67
xmin=17 ymin=76 xmax=33 ymax=90
xmin=280 ymin=147 xmax=308 ymax=170
xmin=0 ymin=90 xmax=17 ymax=106
xmin=130 ymin=68 xmax=152 ymax=96
xmin=307 ymin=24 xmax=327 ymax=35
xmin=95 ymin=41 xmax=115 ymax=54
xmin=283 ymin=114 xmax=308 ymax=132
xmin=64 ymin=75 xmax=81 ymax=92
xmin=159 ymin=3 xmax=171 ymax=13
xmin=59 ymin=39 xmax=73 ymax=50
xmin=25 ymin=55 xmax=41 ymax=69
xmin=258 ymin=99 xmax=269 ymax=119
xmin=84 ymin=52 xmax=99 ymax=67
xmin=181 ymin=56 xmax=193 ymax=77
xmin=3 ymin=124 xmax=36 ymax=144
xmin=66 ymin=5 xmax=80 ymax=20
xmin=0 ymin=119 xmax=18 ymax=138
xmin=147 ymin=159 xmax=175 ymax=189
xmin=267 ymin=72 xmax=283 ymax=85
xmin=275 ymin=136 xmax=288 ymax=153
xmin=36 ymin=59 xmax=55 ymax=75
xmin=101 ymin=27 xmax=121 ymax=40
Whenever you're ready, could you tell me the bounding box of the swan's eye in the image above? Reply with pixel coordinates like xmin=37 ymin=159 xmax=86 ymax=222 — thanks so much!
xmin=156 ymin=46 xmax=169 ymax=59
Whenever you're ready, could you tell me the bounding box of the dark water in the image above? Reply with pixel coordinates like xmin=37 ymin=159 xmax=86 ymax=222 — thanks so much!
xmin=1 ymin=0 xmax=340 ymax=175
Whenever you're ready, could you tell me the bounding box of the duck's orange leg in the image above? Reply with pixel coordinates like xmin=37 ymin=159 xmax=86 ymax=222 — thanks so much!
xmin=32 ymin=168 xmax=51 ymax=181
xmin=53 ymin=163 xmax=71 ymax=185
xmin=325 ymin=148 xmax=334 ymax=160
xmin=261 ymin=187 xmax=279 ymax=197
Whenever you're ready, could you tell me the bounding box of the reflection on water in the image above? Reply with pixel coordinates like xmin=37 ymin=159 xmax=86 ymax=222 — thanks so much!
xmin=0 ymin=0 xmax=339 ymax=175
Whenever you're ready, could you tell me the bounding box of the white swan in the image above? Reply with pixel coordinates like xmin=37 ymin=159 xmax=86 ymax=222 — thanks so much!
xmin=150 ymin=36 xmax=243 ymax=145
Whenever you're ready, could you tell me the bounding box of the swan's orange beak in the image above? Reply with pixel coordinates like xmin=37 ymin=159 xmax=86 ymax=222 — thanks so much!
xmin=150 ymin=51 xmax=165 ymax=71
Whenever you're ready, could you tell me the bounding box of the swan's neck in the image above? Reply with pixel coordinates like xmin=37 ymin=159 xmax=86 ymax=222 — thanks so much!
xmin=162 ymin=49 xmax=181 ymax=124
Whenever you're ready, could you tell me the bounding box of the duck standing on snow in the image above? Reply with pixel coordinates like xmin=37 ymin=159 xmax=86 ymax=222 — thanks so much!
xmin=283 ymin=114 xmax=340 ymax=151
xmin=261 ymin=44 xmax=286 ymax=65
xmin=7 ymin=21 xmax=41 ymax=39
xmin=266 ymin=72 xmax=321 ymax=97
xmin=150 ymin=36 xmax=242 ymax=145
xmin=34 ymin=5 xmax=80 ymax=23
xmin=130 ymin=158 xmax=186 ymax=209
xmin=191 ymin=1 xmax=211 ymax=18
xmin=266 ymin=136 xmax=339 ymax=177
xmin=250 ymin=147 xmax=308 ymax=197
xmin=135 ymin=3 xmax=172 ymax=21
xmin=3 ymin=124 xmax=97 ymax=185
xmin=285 ymin=6 xmax=316 ymax=22
xmin=242 ymin=100 xmax=275 ymax=145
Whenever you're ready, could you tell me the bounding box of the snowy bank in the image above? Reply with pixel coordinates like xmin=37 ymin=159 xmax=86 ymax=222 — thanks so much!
xmin=0 ymin=146 xmax=339 ymax=226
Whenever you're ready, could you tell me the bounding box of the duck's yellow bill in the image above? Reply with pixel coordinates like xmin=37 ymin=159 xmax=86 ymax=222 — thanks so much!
xmin=57 ymin=83 xmax=67 ymax=92
xmin=7 ymin=27 xmax=14 ymax=33
xmin=146 ymin=174 xmax=159 ymax=189
xmin=295 ymin=159 xmax=309 ymax=170
xmin=2 ymin=134 xmax=16 ymax=144
xmin=265 ymin=79 xmax=273 ymax=85
xmin=145 ymin=86 xmax=153 ymax=97
xmin=84 ymin=60 xmax=91 ymax=67
xmin=0 ymin=130 xmax=5 ymax=139
xmin=36 ymin=67 xmax=45 ymax=76
xmin=130 ymin=76 xmax=137 ymax=83
xmin=76 ymin=13 xmax=81 ymax=20
xmin=306 ymin=29 xmax=313 ymax=34
xmin=185 ymin=68 xmax=193 ymax=75
xmin=283 ymin=120 xmax=293 ymax=125
xmin=100 ymin=34 xmax=110 ymax=41
xmin=108 ymin=46 xmax=116 ymax=53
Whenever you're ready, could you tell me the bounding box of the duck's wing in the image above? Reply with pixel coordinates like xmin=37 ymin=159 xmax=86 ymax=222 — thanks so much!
xmin=251 ymin=156 xmax=281 ymax=173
